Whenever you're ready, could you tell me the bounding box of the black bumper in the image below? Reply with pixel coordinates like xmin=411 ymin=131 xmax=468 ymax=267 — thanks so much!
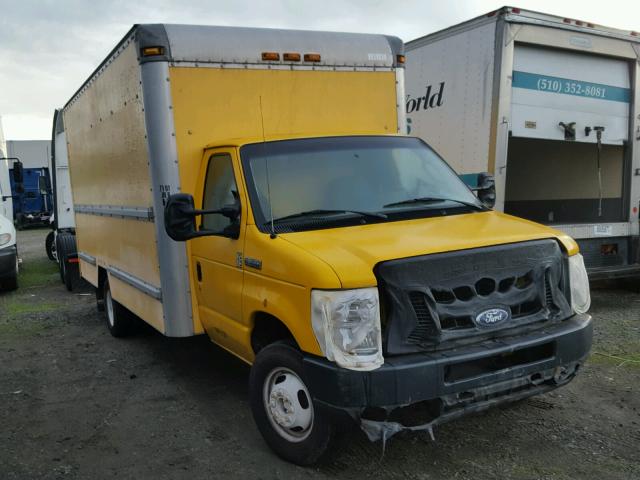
xmin=303 ymin=314 xmax=592 ymax=410
xmin=0 ymin=245 xmax=17 ymax=279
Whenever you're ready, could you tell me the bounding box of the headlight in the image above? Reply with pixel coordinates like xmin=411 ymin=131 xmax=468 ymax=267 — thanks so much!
xmin=0 ymin=233 xmax=11 ymax=246
xmin=311 ymin=288 xmax=383 ymax=371
xmin=568 ymin=253 xmax=591 ymax=314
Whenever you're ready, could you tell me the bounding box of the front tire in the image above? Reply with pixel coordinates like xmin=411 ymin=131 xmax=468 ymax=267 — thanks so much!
xmin=103 ymin=278 xmax=133 ymax=337
xmin=2 ymin=254 xmax=19 ymax=291
xmin=249 ymin=342 xmax=335 ymax=465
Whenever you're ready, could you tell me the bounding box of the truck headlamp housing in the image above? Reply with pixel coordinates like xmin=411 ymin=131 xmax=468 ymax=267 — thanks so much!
xmin=568 ymin=253 xmax=591 ymax=314
xmin=311 ymin=288 xmax=383 ymax=371
xmin=0 ymin=233 xmax=11 ymax=247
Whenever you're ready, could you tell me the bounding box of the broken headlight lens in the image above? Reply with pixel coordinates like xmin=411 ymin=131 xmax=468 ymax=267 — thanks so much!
xmin=311 ymin=288 xmax=383 ymax=371
xmin=568 ymin=253 xmax=591 ymax=314
xmin=0 ymin=233 xmax=11 ymax=246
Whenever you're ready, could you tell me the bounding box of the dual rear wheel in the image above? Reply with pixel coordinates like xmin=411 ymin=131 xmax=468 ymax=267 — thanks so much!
xmin=102 ymin=278 xmax=134 ymax=337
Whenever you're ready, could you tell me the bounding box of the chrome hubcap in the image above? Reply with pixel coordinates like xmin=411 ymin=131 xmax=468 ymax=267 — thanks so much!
xmin=263 ymin=367 xmax=313 ymax=442
xmin=105 ymin=288 xmax=115 ymax=327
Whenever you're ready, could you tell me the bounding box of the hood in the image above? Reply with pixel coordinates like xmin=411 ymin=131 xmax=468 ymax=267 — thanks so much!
xmin=0 ymin=213 xmax=16 ymax=249
xmin=279 ymin=211 xmax=578 ymax=288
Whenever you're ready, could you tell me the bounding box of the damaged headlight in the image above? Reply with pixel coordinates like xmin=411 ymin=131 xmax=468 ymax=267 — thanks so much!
xmin=568 ymin=253 xmax=591 ymax=314
xmin=311 ymin=288 xmax=383 ymax=371
xmin=0 ymin=233 xmax=11 ymax=246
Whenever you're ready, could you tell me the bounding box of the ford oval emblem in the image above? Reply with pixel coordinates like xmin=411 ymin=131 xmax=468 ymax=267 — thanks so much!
xmin=475 ymin=308 xmax=510 ymax=327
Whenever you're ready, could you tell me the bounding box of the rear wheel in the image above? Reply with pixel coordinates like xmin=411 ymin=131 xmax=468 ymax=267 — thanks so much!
xmin=56 ymin=233 xmax=77 ymax=289
xmin=45 ymin=231 xmax=56 ymax=261
xmin=249 ymin=342 xmax=335 ymax=465
xmin=103 ymin=278 xmax=133 ymax=337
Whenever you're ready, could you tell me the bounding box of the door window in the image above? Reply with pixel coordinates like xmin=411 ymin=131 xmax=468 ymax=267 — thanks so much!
xmin=201 ymin=153 xmax=239 ymax=233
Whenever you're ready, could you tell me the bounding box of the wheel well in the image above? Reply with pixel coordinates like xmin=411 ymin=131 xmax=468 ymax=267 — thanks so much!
xmin=97 ymin=267 xmax=107 ymax=301
xmin=251 ymin=312 xmax=298 ymax=354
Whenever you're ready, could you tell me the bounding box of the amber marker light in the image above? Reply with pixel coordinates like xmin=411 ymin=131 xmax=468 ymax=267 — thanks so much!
xmin=283 ymin=52 xmax=301 ymax=61
xmin=396 ymin=54 xmax=406 ymax=64
xmin=304 ymin=53 xmax=321 ymax=62
xmin=261 ymin=52 xmax=280 ymax=61
xmin=141 ymin=46 xmax=165 ymax=56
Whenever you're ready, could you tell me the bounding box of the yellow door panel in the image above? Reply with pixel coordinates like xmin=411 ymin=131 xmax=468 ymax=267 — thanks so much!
xmin=190 ymin=147 xmax=251 ymax=360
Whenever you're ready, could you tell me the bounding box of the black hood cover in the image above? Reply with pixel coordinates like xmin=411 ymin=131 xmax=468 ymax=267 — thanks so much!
xmin=375 ymin=239 xmax=571 ymax=355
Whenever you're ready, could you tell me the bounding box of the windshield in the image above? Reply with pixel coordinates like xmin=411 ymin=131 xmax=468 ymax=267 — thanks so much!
xmin=241 ymin=136 xmax=482 ymax=231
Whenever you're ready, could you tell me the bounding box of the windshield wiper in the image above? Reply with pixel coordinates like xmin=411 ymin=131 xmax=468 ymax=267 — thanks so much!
xmin=383 ymin=196 xmax=486 ymax=211
xmin=271 ymin=209 xmax=387 ymax=224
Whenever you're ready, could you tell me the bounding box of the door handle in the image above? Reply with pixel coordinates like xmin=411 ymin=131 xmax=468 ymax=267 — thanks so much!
xmin=196 ymin=261 xmax=202 ymax=282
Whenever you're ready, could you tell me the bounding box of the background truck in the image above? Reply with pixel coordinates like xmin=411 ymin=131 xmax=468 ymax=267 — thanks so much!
xmin=62 ymin=23 xmax=591 ymax=465
xmin=0 ymin=118 xmax=19 ymax=290
xmin=45 ymin=110 xmax=79 ymax=290
xmin=405 ymin=6 xmax=640 ymax=280
xmin=6 ymin=140 xmax=53 ymax=229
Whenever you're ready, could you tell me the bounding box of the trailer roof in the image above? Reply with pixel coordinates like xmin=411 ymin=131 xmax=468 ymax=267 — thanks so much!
xmin=140 ymin=24 xmax=403 ymax=68
xmin=407 ymin=6 xmax=640 ymax=50
xmin=64 ymin=24 xmax=403 ymax=111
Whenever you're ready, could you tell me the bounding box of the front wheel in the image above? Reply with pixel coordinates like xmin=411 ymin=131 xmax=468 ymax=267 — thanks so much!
xmin=2 ymin=254 xmax=19 ymax=291
xmin=249 ymin=342 xmax=335 ymax=465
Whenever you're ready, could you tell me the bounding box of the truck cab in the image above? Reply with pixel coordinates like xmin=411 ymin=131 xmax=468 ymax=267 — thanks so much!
xmin=164 ymin=133 xmax=592 ymax=464
xmin=0 ymin=154 xmax=18 ymax=291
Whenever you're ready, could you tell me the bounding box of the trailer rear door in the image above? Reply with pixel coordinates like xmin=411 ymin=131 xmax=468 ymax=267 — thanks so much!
xmin=505 ymin=45 xmax=631 ymax=226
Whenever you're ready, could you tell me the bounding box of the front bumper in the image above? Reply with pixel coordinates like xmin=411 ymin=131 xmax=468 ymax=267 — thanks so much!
xmin=303 ymin=314 xmax=592 ymax=413
xmin=0 ymin=245 xmax=17 ymax=279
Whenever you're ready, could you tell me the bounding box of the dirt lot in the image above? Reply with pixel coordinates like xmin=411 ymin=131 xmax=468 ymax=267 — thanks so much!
xmin=1 ymin=229 xmax=639 ymax=480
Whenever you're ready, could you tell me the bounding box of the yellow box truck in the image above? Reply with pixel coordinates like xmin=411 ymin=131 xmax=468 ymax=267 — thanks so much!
xmin=60 ymin=24 xmax=592 ymax=464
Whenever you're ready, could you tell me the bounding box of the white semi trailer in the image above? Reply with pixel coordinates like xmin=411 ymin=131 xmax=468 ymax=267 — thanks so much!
xmin=45 ymin=109 xmax=79 ymax=290
xmin=405 ymin=6 xmax=640 ymax=280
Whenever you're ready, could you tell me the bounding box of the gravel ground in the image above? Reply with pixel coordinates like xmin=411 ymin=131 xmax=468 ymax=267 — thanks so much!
xmin=1 ymin=229 xmax=639 ymax=480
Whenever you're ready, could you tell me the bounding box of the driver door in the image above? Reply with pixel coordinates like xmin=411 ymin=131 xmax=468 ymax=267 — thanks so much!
xmin=190 ymin=148 xmax=249 ymax=358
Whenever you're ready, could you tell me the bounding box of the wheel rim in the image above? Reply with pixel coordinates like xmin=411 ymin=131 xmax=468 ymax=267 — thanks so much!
xmin=263 ymin=367 xmax=314 ymax=443
xmin=105 ymin=288 xmax=115 ymax=328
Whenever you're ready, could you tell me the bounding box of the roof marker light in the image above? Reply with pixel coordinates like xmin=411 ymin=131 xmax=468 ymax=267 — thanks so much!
xmin=304 ymin=53 xmax=321 ymax=62
xmin=575 ymin=20 xmax=584 ymax=26
xmin=487 ymin=10 xmax=497 ymax=17
xmin=283 ymin=52 xmax=301 ymax=61
xmin=396 ymin=54 xmax=405 ymax=65
xmin=563 ymin=18 xmax=571 ymax=23
xmin=631 ymin=31 xmax=638 ymax=36
xmin=261 ymin=52 xmax=280 ymax=61
xmin=141 ymin=46 xmax=164 ymax=57
xmin=511 ymin=7 xmax=521 ymax=13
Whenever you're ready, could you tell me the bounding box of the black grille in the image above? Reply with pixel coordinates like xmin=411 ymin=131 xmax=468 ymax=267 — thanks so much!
xmin=407 ymin=292 xmax=438 ymax=344
xmin=376 ymin=240 xmax=572 ymax=355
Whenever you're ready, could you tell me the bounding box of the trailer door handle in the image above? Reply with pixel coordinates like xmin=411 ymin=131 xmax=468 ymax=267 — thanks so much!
xmin=196 ymin=261 xmax=202 ymax=282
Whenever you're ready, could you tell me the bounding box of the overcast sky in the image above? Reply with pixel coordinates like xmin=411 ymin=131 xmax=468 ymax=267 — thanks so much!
xmin=1 ymin=0 xmax=638 ymax=140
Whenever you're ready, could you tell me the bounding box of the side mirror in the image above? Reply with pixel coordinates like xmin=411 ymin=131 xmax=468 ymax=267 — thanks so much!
xmin=12 ymin=161 xmax=24 ymax=184
xmin=474 ymin=172 xmax=496 ymax=208
xmin=164 ymin=193 xmax=241 ymax=241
